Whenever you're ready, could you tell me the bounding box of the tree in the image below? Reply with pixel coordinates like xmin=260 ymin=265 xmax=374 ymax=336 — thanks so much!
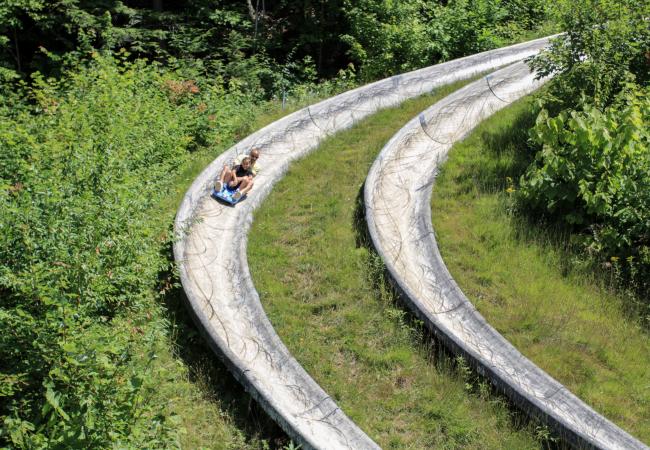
xmin=531 ymin=0 xmax=650 ymax=109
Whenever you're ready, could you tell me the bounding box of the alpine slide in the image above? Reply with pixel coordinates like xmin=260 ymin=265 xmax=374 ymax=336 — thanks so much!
xmin=173 ymin=36 xmax=648 ymax=450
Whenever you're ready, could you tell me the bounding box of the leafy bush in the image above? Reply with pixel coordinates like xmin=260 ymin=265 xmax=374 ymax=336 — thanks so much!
xmin=531 ymin=0 xmax=649 ymax=110
xmin=341 ymin=0 xmax=443 ymax=80
xmin=0 ymin=1 xmax=255 ymax=78
xmin=437 ymin=0 xmax=536 ymax=59
xmin=341 ymin=0 xmax=552 ymax=81
xmin=518 ymin=83 xmax=650 ymax=318
xmin=519 ymin=0 xmax=649 ymax=321
xmin=0 ymin=53 xmax=257 ymax=447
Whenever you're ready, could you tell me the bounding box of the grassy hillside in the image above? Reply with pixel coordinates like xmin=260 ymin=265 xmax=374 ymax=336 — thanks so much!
xmin=430 ymin=97 xmax=650 ymax=444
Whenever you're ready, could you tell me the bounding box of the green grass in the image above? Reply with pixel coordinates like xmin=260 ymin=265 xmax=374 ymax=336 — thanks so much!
xmin=430 ymin=97 xmax=650 ymax=444
xmin=248 ymin=80 xmax=548 ymax=449
xmin=138 ymin=98 xmax=326 ymax=450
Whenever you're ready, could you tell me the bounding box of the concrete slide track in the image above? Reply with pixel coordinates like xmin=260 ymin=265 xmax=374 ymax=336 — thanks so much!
xmin=364 ymin=61 xmax=647 ymax=450
xmin=174 ymin=36 xmax=643 ymax=449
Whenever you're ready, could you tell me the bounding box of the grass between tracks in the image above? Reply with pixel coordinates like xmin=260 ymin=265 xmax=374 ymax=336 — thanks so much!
xmin=430 ymin=97 xmax=650 ymax=444
xmin=248 ymin=80 xmax=550 ymax=449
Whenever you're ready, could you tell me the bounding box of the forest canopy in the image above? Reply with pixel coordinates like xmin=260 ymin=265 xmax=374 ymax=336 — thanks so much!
xmin=0 ymin=0 xmax=555 ymax=87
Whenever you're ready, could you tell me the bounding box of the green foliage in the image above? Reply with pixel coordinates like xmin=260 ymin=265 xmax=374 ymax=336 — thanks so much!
xmin=282 ymin=441 xmax=302 ymax=450
xmin=519 ymin=83 xmax=650 ymax=317
xmin=341 ymin=0 xmax=443 ymax=80
xmin=440 ymin=0 xmax=551 ymax=57
xmin=522 ymin=0 xmax=649 ymax=320
xmin=0 ymin=0 xmax=558 ymax=95
xmin=0 ymin=0 xmax=117 ymax=75
xmin=341 ymin=0 xmax=552 ymax=81
xmin=531 ymin=0 xmax=650 ymax=109
xmin=278 ymin=56 xmax=357 ymax=106
xmin=252 ymin=0 xmax=351 ymax=78
xmin=0 ymin=53 xmax=257 ymax=447
xmin=0 ymin=1 xmax=248 ymax=71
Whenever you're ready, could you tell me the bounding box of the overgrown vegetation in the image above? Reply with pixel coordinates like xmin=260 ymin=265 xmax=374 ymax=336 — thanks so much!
xmin=0 ymin=53 xmax=254 ymax=447
xmin=530 ymin=0 xmax=648 ymax=110
xmin=0 ymin=42 xmax=360 ymax=446
xmin=2 ymin=0 xmax=646 ymax=447
xmin=0 ymin=0 xmax=557 ymax=89
xmin=519 ymin=85 xmax=650 ymax=320
xmin=343 ymin=0 xmax=554 ymax=80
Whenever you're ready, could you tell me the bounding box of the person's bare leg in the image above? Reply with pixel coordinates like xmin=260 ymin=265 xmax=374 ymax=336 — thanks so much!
xmin=232 ymin=177 xmax=252 ymax=200
xmin=215 ymin=164 xmax=230 ymax=191
xmin=239 ymin=177 xmax=254 ymax=195
xmin=226 ymin=169 xmax=239 ymax=188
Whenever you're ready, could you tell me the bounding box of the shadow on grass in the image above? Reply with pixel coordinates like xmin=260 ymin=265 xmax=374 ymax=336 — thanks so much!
xmin=479 ymin=106 xmax=538 ymax=184
xmin=158 ymin=241 xmax=290 ymax=449
xmin=437 ymin=101 xmax=597 ymax=279
xmin=447 ymin=104 xmax=539 ymax=195
xmin=352 ymin=183 xmax=566 ymax=450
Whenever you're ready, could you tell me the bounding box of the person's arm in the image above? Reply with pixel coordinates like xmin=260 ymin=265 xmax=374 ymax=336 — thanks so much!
xmin=232 ymin=154 xmax=243 ymax=170
xmin=251 ymin=162 xmax=260 ymax=177
xmin=229 ymin=167 xmax=239 ymax=183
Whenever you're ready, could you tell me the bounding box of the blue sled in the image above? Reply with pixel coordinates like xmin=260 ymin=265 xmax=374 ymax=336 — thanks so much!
xmin=211 ymin=186 xmax=245 ymax=205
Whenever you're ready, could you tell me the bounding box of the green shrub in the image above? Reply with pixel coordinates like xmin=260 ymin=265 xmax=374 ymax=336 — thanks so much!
xmin=531 ymin=0 xmax=649 ymax=110
xmin=0 ymin=53 xmax=258 ymax=447
xmin=522 ymin=0 xmax=649 ymax=321
xmin=340 ymin=0 xmax=439 ymax=80
xmin=437 ymin=0 xmax=530 ymax=59
xmin=518 ymin=83 xmax=650 ymax=319
xmin=341 ymin=0 xmax=552 ymax=81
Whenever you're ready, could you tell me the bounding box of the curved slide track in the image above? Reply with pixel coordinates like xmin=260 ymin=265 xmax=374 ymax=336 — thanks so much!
xmin=364 ymin=61 xmax=648 ymax=450
xmin=174 ymin=36 xmax=575 ymax=449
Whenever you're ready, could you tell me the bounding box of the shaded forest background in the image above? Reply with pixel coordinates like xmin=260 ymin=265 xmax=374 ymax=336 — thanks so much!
xmin=1 ymin=0 xmax=347 ymax=85
xmin=0 ymin=0 xmax=553 ymax=92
